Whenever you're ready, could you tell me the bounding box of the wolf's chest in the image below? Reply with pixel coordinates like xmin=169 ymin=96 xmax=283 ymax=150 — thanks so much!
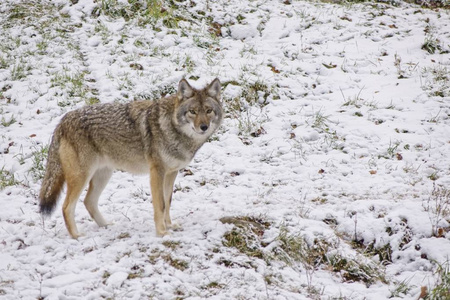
xmin=159 ymin=148 xmax=194 ymax=171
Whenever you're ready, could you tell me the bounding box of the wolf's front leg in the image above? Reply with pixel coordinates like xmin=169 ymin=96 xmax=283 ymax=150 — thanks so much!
xmin=164 ymin=171 xmax=179 ymax=230
xmin=150 ymin=164 xmax=168 ymax=236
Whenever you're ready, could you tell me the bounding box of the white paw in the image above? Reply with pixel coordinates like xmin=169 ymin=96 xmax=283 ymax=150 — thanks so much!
xmin=167 ymin=222 xmax=182 ymax=231
xmin=71 ymin=232 xmax=85 ymax=240
xmin=98 ymin=220 xmax=114 ymax=228
xmin=156 ymin=230 xmax=170 ymax=237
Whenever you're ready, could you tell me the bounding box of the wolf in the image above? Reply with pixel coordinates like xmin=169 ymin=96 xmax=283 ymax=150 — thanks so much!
xmin=39 ymin=78 xmax=223 ymax=239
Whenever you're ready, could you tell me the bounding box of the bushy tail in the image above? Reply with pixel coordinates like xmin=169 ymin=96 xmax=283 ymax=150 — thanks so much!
xmin=39 ymin=131 xmax=65 ymax=216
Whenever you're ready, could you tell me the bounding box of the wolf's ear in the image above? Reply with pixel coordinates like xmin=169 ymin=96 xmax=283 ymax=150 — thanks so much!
xmin=207 ymin=78 xmax=221 ymax=101
xmin=177 ymin=79 xmax=194 ymax=101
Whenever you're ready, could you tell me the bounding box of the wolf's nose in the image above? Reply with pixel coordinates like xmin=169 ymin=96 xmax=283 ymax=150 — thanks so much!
xmin=200 ymin=124 xmax=208 ymax=132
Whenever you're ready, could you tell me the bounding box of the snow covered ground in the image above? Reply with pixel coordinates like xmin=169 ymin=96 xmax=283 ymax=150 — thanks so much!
xmin=0 ymin=0 xmax=449 ymax=299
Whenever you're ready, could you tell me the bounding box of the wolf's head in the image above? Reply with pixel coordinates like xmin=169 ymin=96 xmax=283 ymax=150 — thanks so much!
xmin=175 ymin=78 xmax=223 ymax=140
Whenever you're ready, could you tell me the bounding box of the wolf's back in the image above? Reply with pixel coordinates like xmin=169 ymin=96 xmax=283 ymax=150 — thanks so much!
xmin=39 ymin=128 xmax=65 ymax=215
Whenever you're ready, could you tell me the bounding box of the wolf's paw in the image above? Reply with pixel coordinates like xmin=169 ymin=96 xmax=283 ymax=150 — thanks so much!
xmin=167 ymin=222 xmax=182 ymax=231
xmin=71 ymin=232 xmax=85 ymax=240
xmin=98 ymin=220 xmax=114 ymax=228
xmin=94 ymin=215 xmax=113 ymax=228
xmin=156 ymin=230 xmax=170 ymax=237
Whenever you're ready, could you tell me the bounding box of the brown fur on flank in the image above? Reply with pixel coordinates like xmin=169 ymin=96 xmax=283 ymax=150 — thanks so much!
xmin=39 ymin=78 xmax=223 ymax=239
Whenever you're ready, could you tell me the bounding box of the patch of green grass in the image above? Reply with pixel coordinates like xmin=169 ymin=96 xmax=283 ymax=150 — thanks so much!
xmin=221 ymin=216 xmax=270 ymax=259
xmin=223 ymin=227 xmax=265 ymax=259
xmin=28 ymin=144 xmax=49 ymax=182
xmin=0 ymin=167 xmax=19 ymax=190
xmin=428 ymin=172 xmax=439 ymax=181
xmin=101 ymin=270 xmax=111 ymax=284
xmin=92 ymin=0 xmax=181 ymax=29
xmin=3 ymin=1 xmax=66 ymax=26
xmin=117 ymin=232 xmax=131 ymax=239
xmin=274 ymin=227 xmax=322 ymax=265
xmin=306 ymin=109 xmax=344 ymax=150
xmin=116 ymin=72 xmax=134 ymax=91
xmin=275 ymin=227 xmax=387 ymax=285
xmin=163 ymin=254 xmax=189 ymax=271
xmin=423 ymin=183 xmax=450 ymax=237
xmin=203 ymin=281 xmax=225 ymax=290
xmin=127 ymin=265 xmax=144 ymax=280
xmin=242 ymin=81 xmax=272 ymax=105
xmin=422 ymin=34 xmax=443 ymax=54
xmin=427 ymin=260 xmax=450 ymax=300
xmin=162 ymin=240 xmax=181 ymax=250
xmin=11 ymin=61 xmax=31 ymax=81
xmin=385 ymin=100 xmax=396 ymax=110
xmin=387 ymin=141 xmax=401 ymax=158
xmin=342 ymin=97 xmax=362 ymax=108
xmin=223 ymin=83 xmax=271 ymax=139
xmin=225 ymin=80 xmax=279 ymax=110
xmin=236 ymin=109 xmax=269 ymax=139
xmin=320 ymin=0 xmax=448 ymax=8
xmin=328 ymin=252 xmax=387 ymax=284
xmin=36 ymin=37 xmax=49 ymax=54
xmin=50 ymin=69 xmax=99 ymax=105
xmin=378 ymin=140 xmax=401 ymax=160
xmin=421 ymin=65 xmax=449 ymax=98
xmin=134 ymin=82 xmax=177 ymax=102
xmin=365 ymin=242 xmax=393 ymax=265
xmin=92 ymin=0 xmax=134 ymax=19
xmin=157 ymin=84 xmax=177 ymax=98
xmin=221 ymin=221 xmax=388 ymax=291
xmin=51 ymin=69 xmax=89 ymax=98
xmin=1 ymin=115 xmax=17 ymax=127
xmin=182 ymin=55 xmax=196 ymax=74
xmin=86 ymin=97 xmax=100 ymax=105
xmin=192 ymin=32 xmax=221 ymax=66
xmin=0 ymin=56 xmax=9 ymax=69
xmin=94 ymin=21 xmax=111 ymax=44
xmin=310 ymin=110 xmax=331 ymax=130
xmin=240 ymin=44 xmax=258 ymax=56
xmin=390 ymin=277 xmax=413 ymax=298
xmin=148 ymin=248 xmax=189 ymax=271
xmin=193 ymin=34 xmax=213 ymax=49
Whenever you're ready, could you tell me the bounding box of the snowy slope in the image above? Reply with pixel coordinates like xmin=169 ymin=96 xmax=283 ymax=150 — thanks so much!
xmin=0 ymin=0 xmax=449 ymax=299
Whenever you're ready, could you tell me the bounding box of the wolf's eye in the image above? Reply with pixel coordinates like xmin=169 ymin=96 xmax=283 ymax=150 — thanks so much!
xmin=206 ymin=109 xmax=213 ymax=114
xmin=189 ymin=109 xmax=197 ymax=115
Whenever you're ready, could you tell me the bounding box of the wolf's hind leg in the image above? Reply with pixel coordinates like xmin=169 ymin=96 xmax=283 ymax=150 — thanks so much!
xmin=60 ymin=140 xmax=91 ymax=239
xmin=84 ymin=168 xmax=113 ymax=228
xmin=63 ymin=173 xmax=89 ymax=239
